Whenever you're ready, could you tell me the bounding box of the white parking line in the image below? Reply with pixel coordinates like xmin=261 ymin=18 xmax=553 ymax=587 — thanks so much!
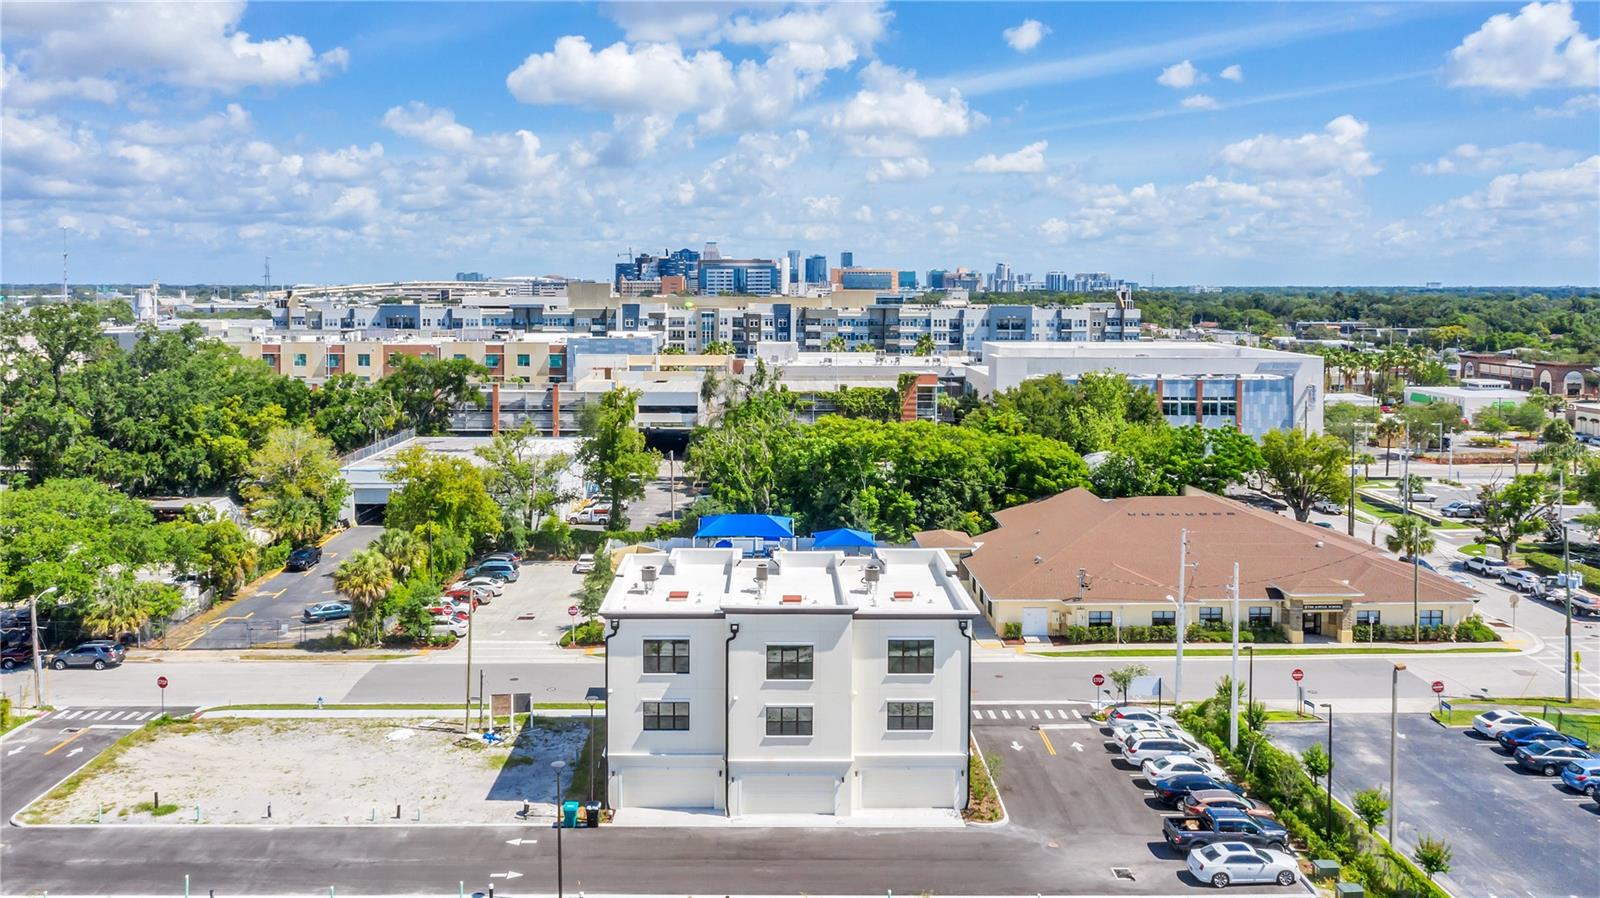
xmin=135 ymin=711 xmax=154 ymax=720
xmin=1042 ymin=709 xmax=1055 ymax=719
xmin=972 ymin=709 xmax=982 ymax=720
xmin=1073 ymin=709 xmax=1084 ymax=719
xmin=1029 ymin=710 xmax=1040 ymax=719
xmin=55 ymin=711 xmax=79 ymax=720
xmin=1001 ymin=710 xmax=1012 ymax=719
xmin=986 ymin=711 xmax=996 ymax=719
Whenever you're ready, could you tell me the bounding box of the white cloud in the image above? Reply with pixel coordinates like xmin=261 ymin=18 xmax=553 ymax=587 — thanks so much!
xmin=506 ymin=36 xmax=736 ymax=113
xmin=867 ymin=157 xmax=933 ymax=182
xmin=1157 ymin=60 xmax=1205 ymax=89
xmin=803 ymin=195 xmax=842 ymax=218
xmin=382 ymin=102 xmax=476 ymax=153
xmin=1181 ymin=94 xmax=1220 ymax=109
xmin=1447 ymin=1 xmax=1599 ymax=92
xmin=0 ymin=53 xmax=118 ymax=106
xmin=1220 ymin=64 xmax=1244 ymax=82
xmin=1003 ymin=19 xmax=1050 ymax=53
xmin=970 ymin=140 xmax=1048 ymax=173
xmin=1425 ymin=155 xmax=1600 ymax=256
xmin=1219 ymin=115 xmax=1379 ymax=178
xmin=1414 ymin=142 xmax=1581 ymax=175
xmin=852 ymin=204 xmax=874 ymax=223
xmin=1534 ymin=92 xmax=1600 ymax=117
xmin=830 ymin=62 xmax=981 ymax=152
xmin=3 ymin=1 xmax=347 ymax=91
xmin=306 ymin=143 xmax=385 ymax=181
xmin=116 ymin=104 xmax=251 ymax=145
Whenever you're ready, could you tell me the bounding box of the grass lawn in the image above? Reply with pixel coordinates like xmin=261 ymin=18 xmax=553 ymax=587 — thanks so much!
xmin=1432 ymin=701 xmax=1600 ymax=744
xmin=1037 ymin=645 xmax=1516 ymax=658
xmin=1354 ymin=495 xmax=1472 ymax=530
xmin=1458 ymin=542 xmax=1488 ymax=557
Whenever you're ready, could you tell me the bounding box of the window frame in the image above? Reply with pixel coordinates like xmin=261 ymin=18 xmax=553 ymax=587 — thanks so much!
xmin=764 ymin=705 xmax=814 ymax=736
xmin=1418 ymin=609 xmax=1444 ymax=629
xmin=1247 ymin=606 xmax=1273 ymax=627
xmin=1151 ymin=610 xmax=1177 ymax=626
xmin=642 ymin=638 xmax=690 ymax=674
xmin=886 ymin=638 xmax=935 ymax=674
xmin=1355 ymin=610 xmax=1381 ymax=626
xmin=887 ymin=700 xmax=934 ymax=732
xmin=1198 ymin=606 xmax=1224 ymax=624
xmin=642 ymin=700 xmax=690 ymax=731
xmin=765 ymin=644 xmax=814 ymax=681
xmin=1087 ymin=610 xmax=1113 ymax=627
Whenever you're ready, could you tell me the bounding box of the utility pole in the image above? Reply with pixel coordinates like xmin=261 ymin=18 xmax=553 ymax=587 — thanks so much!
xmin=1403 ymin=426 xmax=1420 ymax=644
xmin=1561 ymin=467 xmax=1574 ymax=702
xmin=1227 ymin=563 xmax=1241 ymax=750
xmin=463 ymin=597 xmax=476 ymax=735
xmin=29 ymin=586 xmax=59 ymax=708
xmin=1389 ymin=662 xmax=1406 ymax=842
xmin=1173 ymin=529 xmax=1189 ymax=706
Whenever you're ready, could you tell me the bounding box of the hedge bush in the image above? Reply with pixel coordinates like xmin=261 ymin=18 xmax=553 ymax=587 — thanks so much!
xmin=1350 ymin=614 xmax=1499 ymax=644
xmin=1519 ymin=551 xmax=1597 ymax=590
xmin=257 ymin=541 xmax=291 ymax=574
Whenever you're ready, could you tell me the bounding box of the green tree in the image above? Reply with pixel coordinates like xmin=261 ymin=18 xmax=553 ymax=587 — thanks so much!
xmin=332 ymin=548 xmax=395 ymax=645
xmin=475 ymin=421 xmax=575 ymax=547
xmin=371 ymin=529 xmax=427 ymax=581
xmin=1324 ymin=402 xmax=1380 ymax=445
xmin=381 ymin=354 xmax=487 ymax=435
xmin=383 ymin=446 xmax=502 ymax=551
xmin=1477 ymin=475 xmax=1552 ymax=557
xmin=0 ymin=479 xmax=165 ymax=609
xmin=1257 ymin=428 xmax=1351 ymax=522
xmin=1107 ymin=664 xmax=1149 ymax=704
xmin=1376 ymin=417 xmax=1406 ymax=476
xmin=240 ymin=424 xmax=349 ymax=546
xmin=822 ymin=387 xmax=901 ymax=422
xmin=1091 ymin=425 xmax=1262 ymax=498
xmin=1385 ymin=514 xmax=1435 ymax=562
xmin=578 ymin=546 xmax=613 ymax=620
xmin=1353 ymin=787 xmax=1389 ymax=832
xmin=1473 ymin=409 xmax=1508 ymax=440
xmin=162 ymin=515 xmax=260 ymax=598
xmin=964 ymin=372 xmax=1161 ymax=455
xmin=310 ymin=373 xmax=401 ymax=453
xmin=911 ymin=334 xmax=937 ymax=356
xmin=823 ymin=335 xmax=848 ymax=352
xmin=1413 ymin=835 xmax=1453 ymax=881
xmin=575 ymin=389 xmax=660 ymax=530
xmin=702 ymin=340 xmax=736 ymax=355
xmin=81 ymin=575 xmax=182 ymax=639
xmin=1301 ymin=741 xmax=1331 ymax=785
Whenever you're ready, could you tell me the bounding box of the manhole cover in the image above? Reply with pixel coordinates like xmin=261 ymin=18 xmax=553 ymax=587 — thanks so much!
xmin=1111 ymin=867 xmax=1135 ymax=881
xmin=1046 ymin=841 xmax=1059 ymax=849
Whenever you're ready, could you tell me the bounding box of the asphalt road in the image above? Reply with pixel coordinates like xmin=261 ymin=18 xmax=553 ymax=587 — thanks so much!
xmin=1269 ymin=713 xmax=1600 ymax=898
xmin=1 ymin=706 xmax=195 ymax=820
xmin=181 ymin=527 xmax=382 ymax=649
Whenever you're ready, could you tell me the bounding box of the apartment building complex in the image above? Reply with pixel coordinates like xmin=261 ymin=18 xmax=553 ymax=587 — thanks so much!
xmin=601 ymin=546 xmax=978 ymax=816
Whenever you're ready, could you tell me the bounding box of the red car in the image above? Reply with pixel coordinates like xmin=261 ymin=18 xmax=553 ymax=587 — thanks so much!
xmin=442 ymin=585 xmax=489 ymax=604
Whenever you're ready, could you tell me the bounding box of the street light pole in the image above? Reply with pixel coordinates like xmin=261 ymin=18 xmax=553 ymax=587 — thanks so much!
xmin=1228 ymin=563 xmax=1241 ymax=750
xmin=463 ymin=596 xmax=476 ymax=735
xmin=1320 ymin=702 xmax=1334 ymax=840
xmin=551 ymin=759 xmax=566 ymax=898
xmin=1389 ymin=662 xmax=1405 ymax=842
xmin=1170 ymin=528 xmax=1190 ymax=706
xmin=29 ymin=585 xmax=59 ymax=710
xmin=1560 ymin=468 xmax=1575 ymax=702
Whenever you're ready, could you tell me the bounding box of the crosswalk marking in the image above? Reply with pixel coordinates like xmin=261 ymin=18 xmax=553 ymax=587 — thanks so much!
xmin=1042 ymin=709 xmax=1055 ymax=719
xmin=136 ymin=711 xmax=154 ymax=720
xmin=1029 ymin=710 xmax=1039 ymax=719
xmin=1073 ymin=709 xmax=1083 ymax=719
xmin=972 ymin=709 xmax=982 ymax=720
xmin=1001 ymin=710 xmax=1012 ymax=719
xmin=986 ymin=710 xmax=996 ymax=719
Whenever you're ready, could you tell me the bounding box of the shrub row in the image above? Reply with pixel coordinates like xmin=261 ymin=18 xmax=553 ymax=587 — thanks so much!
xmin=1351 ymin=615 xmax=1498 ymax=644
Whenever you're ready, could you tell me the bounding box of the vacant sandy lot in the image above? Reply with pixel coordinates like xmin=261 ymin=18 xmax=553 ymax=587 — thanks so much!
xmin=24 ymin=715 xmax=589 ymax=825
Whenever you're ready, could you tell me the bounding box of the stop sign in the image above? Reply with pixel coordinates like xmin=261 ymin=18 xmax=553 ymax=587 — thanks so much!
xmin=1092 ymin=673 xmax=1105 ymax=686
xmin=1291 ymin=668 xmax=1304 ymax=682
xmin=156 ymin=676 xmax=168 ymax=689
xmin=1431 ymin=680 xmax=1445 ymax=694
xmin=567 ymin=604 xmax=579 ymax=618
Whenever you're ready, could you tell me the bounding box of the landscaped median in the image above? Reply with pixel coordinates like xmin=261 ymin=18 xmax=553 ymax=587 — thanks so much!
xmin=16 ymin=710 xmax=587 ymax=825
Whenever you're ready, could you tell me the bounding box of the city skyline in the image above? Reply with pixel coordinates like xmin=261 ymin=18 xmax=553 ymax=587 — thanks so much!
xmin=2 ymin=1 xmax=1598 ymax=286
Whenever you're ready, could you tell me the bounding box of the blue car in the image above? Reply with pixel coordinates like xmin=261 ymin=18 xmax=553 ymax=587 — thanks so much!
xmin=1496 ymin=725 xmax=1590 ymax=752
xmin=1560 ymin=759 xmax=1600 ymax=797
xmin=1150 ymin=773 xmax=1245 ymax=805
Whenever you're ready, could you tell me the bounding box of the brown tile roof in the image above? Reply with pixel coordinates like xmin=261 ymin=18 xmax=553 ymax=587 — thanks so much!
xmin=963 ymin=488 xmax=1477 ymax=606
xmin=913 ymin=529 xmax=979 ymax=550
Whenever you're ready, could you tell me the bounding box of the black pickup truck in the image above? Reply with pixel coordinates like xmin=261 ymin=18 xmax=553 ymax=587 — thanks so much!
xmin=1162 ymin=808 xmax=1290 ymax=853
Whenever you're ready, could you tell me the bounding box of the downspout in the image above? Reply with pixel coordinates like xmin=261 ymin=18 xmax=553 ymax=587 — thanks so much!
xmin=723 ymin=621 xmax=741 ymax=815
xmin=959 ymin=618 xmax=973 ymax=811
xmin=602 ymin=618 xmax=620 ymax=809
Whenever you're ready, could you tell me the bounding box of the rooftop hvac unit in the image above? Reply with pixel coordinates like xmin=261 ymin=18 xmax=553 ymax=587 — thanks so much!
xmin=640 ymin=565 xmax=658 ymax=592
xmin=863 ymin=561 xmax=883 ymax=590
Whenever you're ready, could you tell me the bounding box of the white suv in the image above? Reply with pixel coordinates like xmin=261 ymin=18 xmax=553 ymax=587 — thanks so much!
xmin=1465 ymin=556 xmax=1508 ymax=577
xmin=1500 ymin=569 xmax=1545 ymax=594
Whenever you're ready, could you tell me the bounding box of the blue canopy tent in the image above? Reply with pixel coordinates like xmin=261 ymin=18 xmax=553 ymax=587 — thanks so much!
xmin=811 ymin=528 xmax=877 ymax=551
xmin=694 ymin=515 xmax=795 ymax=554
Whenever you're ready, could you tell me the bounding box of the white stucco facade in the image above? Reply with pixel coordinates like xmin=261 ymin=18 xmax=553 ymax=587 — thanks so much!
xmin=601 ymin=547 xmax=977 ymax=817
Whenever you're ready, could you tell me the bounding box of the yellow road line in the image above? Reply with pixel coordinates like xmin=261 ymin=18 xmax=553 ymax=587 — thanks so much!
xmin=44 ymin=728 xmax=90 ymax=756
xmin=1038 ymin=730 xmax=1056 ymax=756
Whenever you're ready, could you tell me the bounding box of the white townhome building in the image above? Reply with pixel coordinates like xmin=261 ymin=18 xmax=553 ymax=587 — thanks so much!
xmin=600 ymin=546 xmax=979 ymax=817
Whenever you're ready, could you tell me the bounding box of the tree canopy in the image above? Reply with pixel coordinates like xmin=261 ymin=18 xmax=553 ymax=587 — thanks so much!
xmin=962 ymin=372 xmax=1162 ymax=455
xmin=576 ymin=388 xmax=660 ymax=529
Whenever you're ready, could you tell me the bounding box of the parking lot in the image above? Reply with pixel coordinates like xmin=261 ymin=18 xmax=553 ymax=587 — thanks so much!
xmin=430 ymin=559 xmax=591 ymax=663
xmin=975 ymin=702 xmax=1294 ymax=894
xmin=1269 ymin=713 xmax=1599 ymax=898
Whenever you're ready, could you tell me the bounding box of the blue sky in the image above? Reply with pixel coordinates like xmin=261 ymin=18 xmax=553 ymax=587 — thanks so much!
xmin=2 ymin=1 xmax=1597 ymax=286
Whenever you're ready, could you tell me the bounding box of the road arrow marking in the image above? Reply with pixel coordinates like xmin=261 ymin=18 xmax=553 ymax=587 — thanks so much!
xmin=505 ymin=838 xmax=538 ymax=846
xmin=489 ymin=872 xmax=523 ymax=880
xmin=1071 ymin=741 xmax=1084 ymax=752
xmin=67 ymin=746 xmax=84 ymax=757
xmin=1010 ymin=740 xmax=1024 ymax=751
xmin=7 ymin=745 xmax=26 ymax=756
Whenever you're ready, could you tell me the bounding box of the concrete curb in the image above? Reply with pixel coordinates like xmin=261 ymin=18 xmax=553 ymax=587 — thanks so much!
xmin=965 ymin=731 xmax=1009 ymax=828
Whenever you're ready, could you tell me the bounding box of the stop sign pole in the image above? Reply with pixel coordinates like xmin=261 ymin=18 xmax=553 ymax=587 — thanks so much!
xmin=156 ymin=675 xmax=168 ymax=716
xmin=1092 ymin=672 xmax=1106 ymax=706
xmin=1292 ymin=668 xmax=1305 ymax=718
xmin=1432 ymin=679 xmax=1445 ymax=715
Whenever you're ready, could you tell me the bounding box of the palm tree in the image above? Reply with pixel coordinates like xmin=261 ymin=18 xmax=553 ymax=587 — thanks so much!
xmin=333 ymin=548 xmax=394 ymax=644
xmin=1385 ymin=514 xmax=1435 ymax=561
xmin=82 ymin=578 xmax=157 ymax=639
xmin=371 ymin=529 xmax=426 ymax=581
xmin=1376 ymin=418 xmax=1405 ymax=476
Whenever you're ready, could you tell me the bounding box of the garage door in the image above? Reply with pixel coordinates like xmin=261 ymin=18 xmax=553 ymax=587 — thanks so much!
xmin=740 ymin=775 xmax=836 ymax=814
xmin=623 ymin=769 xmax=718 ymax=809
xmin=1021 ymin=607 xmax=1049 ymax=637
xmin=861 ymin=769 xmax=952 ymax=809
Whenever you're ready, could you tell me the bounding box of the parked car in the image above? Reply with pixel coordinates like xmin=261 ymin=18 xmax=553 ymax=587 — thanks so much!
xmin=1 ymin=642 xmax=34 ymax=670
xmin=567 ymin=505 xmax=612 ymax=525
xmin=1106 ymin=706 xmax=1178 ymax=729
xmin=1181 ymin=789 xmax=1276 ymax=820
xmin=574 ymin=553 xmax=597 ymax=573
xmin=1163 ymin=808 xmax=1288 ymax=852
xmin=1472 ymin=709 xmax=1552 ymax=738
xmin=427 ymin=600 xmax=475 ymax=617
xmin=1110 ymin=711 xmax=1182 ymax=739
xmin=1149 ymin=773 xmax=1244 ymax=806
xmin=1464 ymin=557 xmax=1509 ymax=577
xmin=448 ymin=577 xmax=502 ymax=597
xmin=49 ymin=642 xmax=125 ymax=670
xmin=1514 ymin=741 xmax=1592 ymax=776
xmin=1143 ymin=755 xmax=1227 ymax=782
xmin=1496 ymin=725 xmax=1590 ymax=752
xmin=285 ymin=545 xmax=323 ymax=571
xmin=1186 ymin=842 xmax=1300 ymax=889
xmin=302 ymin=601 xmax=352 ymax=623
xmin=1560 ymin=759 xmax=1600 ymax=797
xmin=432 ymin=618 xmax=469 ymax=638
xmin=478 ymin=552 xmax=521 ymax=569
xmin=465 ymin=561 xmax=519 ymax=583
xmin=1123 ymin=732 xmax=1214 ymax=766
xmin=1312 ymin=498 xmax=1343 ymax=515
xmin=1501 ymin=569 xmax=1545 ymax=593
xmin=1400 ymin=489 xmax=1438 ymax=503
xmin=1439 ymin=501 xmax=1481 ymax=519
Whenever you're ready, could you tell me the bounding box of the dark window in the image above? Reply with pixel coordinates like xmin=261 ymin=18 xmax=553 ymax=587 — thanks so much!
xmin=1198 ymin=607 xmax=1223 ymax=624
xmin=887 ymin=701 xmax=933 ymax=731
xmin=766 ymin=645 xmax=813 ymax=680
xmin=643 ymin=639 xmax=690 ymax=674
xmin=1161 ymin=396 xmax=1197 ymax=417
xmin=1248 ymin=607 xmax=1273 ymax=626
xmin=516 ymin=353 xmax=531 ymax=367
xmin=887 ymin=639 xmax=934 ymax=674
xmin=1088 ymin=611 xmax=1113 ymax=626
xmin=642 ymin=701 xmax=689 ymax=731
xmin=765 ymin=706 xmax=813 ymax=736
xmin=1419 ymin=610 xmax=1444 ymax=629
xmin=357 ymin=353 xmax=371 ymax=367
xmin=1356 ymin=610 xmax=1381 ymax=626
xmin=1151 ymin=610 xmax=1176 ymax=626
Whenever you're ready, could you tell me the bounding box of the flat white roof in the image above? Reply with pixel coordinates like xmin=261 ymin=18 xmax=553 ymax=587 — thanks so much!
xmin=601 ymin=547 xmax=979 ymax=619
xmin=981 ymin=340 xmax=1311 ymax=361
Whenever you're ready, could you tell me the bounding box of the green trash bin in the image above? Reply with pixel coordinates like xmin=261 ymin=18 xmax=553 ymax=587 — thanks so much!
xmin=561 ymin=800 xmax=579 ymax=828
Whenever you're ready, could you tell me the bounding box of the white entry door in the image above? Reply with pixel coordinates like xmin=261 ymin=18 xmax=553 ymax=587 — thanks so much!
xmin=1021 ymin=607 xmax=1049 ymax=637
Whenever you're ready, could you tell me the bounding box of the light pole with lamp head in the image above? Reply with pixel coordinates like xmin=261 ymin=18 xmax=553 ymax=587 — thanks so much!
xmin=1164 ymin=593 xmax=1186 ymax=708
xmin=1389 ymin=662 xmax=1406 ymax=842
xmin=1319 ymin=702 xmax=1334 ymax=839
xmin=551 ymin=759 xmax=566 ymax=898
xmin=30 ymin=586 xmax=59 ymax=708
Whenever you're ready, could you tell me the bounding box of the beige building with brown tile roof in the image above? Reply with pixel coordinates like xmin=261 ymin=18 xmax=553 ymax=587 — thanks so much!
xmin=919 ymin=488 xmax=1478 ymax=644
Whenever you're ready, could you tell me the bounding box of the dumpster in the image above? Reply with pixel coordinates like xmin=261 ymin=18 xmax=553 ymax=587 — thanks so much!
xmin=585 ymin=801 xmax=601 ymax=827
xmin=1334 ymin=883 xmax=1365 ymax=897
xmin=561 ymin=800 xmax=579 ymax=828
